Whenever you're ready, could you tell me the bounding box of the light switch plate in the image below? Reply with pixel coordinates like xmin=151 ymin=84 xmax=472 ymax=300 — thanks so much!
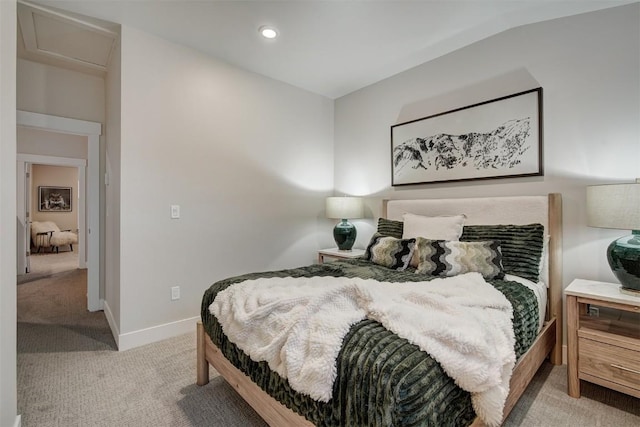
xmin=171 ymin=205 xmax=180 ymax=219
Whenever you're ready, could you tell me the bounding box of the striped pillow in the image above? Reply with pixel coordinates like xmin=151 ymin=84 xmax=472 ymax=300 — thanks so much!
xmin=364 ymin=233 xmax=416 ymax=271
xmin=376 ymin=218 xmax=403 ymax=239
xmin=415 ymin=239 xmax=505 ymax=280
xmin=461 ymin=224 xmax=544 ymax=282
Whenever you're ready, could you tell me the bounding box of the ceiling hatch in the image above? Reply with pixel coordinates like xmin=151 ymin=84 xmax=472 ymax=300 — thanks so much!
xmin=18 ymin=1 xmax=118 ymax=72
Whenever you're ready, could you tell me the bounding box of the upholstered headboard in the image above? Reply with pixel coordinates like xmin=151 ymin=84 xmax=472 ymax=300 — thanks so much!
xmin=384 ymin=196 xmax=550 ymax=229
xmin=382 ymin=194 xmax=562 ymax=351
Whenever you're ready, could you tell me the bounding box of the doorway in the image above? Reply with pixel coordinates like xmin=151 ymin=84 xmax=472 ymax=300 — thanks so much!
xmin=17 ymin=110 xmax=102 ymax=311
xmin=18 ymin=162 xmax=82 ymax=283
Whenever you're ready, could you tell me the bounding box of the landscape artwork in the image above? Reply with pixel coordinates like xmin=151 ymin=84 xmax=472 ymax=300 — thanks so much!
xmin=391 ymin=88 xmax=542 ymax=186
xmin=39 ymin=186 xmax=72 ymax=212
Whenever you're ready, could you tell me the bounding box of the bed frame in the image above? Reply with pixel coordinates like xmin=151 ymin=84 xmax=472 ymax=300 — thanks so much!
xmin=197 ymin=194 xmax=563 ymax=426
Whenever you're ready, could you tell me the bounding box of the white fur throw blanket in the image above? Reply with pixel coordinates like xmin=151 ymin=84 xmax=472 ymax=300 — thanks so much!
xmin=210 ymin=272 xmax=515 ymax=426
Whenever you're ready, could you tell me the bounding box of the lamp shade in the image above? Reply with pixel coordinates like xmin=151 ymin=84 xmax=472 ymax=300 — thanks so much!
xmin=326 ymin=197 xmax=363 ymax=219
xmin=586 ymin=179 xmax=640 ymax=293
xmin=587 ymin=181 xmax=640 ymax=230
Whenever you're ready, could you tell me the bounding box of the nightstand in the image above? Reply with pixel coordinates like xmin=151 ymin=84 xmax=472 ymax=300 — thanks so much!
xmin=318 ymin=248 xmax=365 ymax=264
xmin=565 ymin=279 xmax=640 ymax=399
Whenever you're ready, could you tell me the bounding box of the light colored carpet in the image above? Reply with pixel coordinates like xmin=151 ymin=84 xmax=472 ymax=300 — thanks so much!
xmin=17 ymin=270 xmax=640 ymax=426
xmin=17 ymin=250 xmax=79 ymax=284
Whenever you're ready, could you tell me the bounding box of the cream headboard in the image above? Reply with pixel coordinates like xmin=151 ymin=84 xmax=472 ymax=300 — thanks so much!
xmin=382 ymin=194 xmax=562 ymax=354
xmin=384 ymin=196 xmax=550 ymax=229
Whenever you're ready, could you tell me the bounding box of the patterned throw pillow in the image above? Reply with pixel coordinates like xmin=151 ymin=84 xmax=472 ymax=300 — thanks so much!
xmin=415 ymin=239 xmax=505 ymax=280
xmin=460 ymin=224 xmax=544 ymax=282
xmin=402 ymin=213 xmax=466 ymax=268
xmin=376 ymin=218 xmax=404 ymax=239
xmin=364 ymin=233 xmax=416 ymax=271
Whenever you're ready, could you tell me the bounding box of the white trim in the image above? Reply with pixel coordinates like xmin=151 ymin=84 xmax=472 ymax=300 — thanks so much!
xmin=17 ymin=110 xmax=101 ymax=136
xmin=562 ymin=344 xmax=567 ymax=365
xmin=13 ymin=415 xmax=22 ymax=427
xmin=17 ymin=110 xmax=102 ymax=312
xmin=117 ymin=316 xmax=200 ymax=352
xmin=16 ymin=154 xmax=87 ymax=269
xmin=103 ymin=299 xmax=119 ymax=349
xmin=16 ymin=153 xmax=86 ymax=167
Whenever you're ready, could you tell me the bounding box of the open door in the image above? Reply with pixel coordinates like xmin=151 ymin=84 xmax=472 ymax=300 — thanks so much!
xmin=16 ymin=161 xmax=31 ymax=275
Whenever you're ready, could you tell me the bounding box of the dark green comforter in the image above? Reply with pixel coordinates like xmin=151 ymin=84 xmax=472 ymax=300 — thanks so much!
xmin=201 ymin=259 xmax=539 ymax=426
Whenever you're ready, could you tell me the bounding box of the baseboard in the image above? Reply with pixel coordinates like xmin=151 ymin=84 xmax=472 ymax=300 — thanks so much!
xmin=103 ymin=300 xmax=120 ymax=349
xmin=117 ymin=316 xmax=200 ymax=351
xmin=14 ymin=415 xmax=22 ymax=427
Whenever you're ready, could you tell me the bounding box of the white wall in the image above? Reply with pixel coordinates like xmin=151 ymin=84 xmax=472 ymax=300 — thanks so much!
xmin=105 ymin=30 xmax=121 ymax=334
xmin=17 ymin=59 xmax=105 ymax=123
xmin=0 ymin=2 xmax=18 ymax=426
xmin=115 ymin=27 xmax=334 ymax=345
xmin=335 ymin=4 xmax=640 ymax=291
xmin=17 ymin=127 xmax=87 ymax=159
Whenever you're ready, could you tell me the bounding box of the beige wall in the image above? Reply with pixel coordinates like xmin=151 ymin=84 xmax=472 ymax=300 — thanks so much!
xmin=0 ymin=1 xmax=18 ymax=426
xmin=335 ymin=5 xmax=639 ymax=296
xmin=18 ymin=127 xmax=87 ymax=159
xmin=31 ymin=165 xmax=79 ymax=232
xmin=105 ymin=30 xmax=122 ymax=331
xmin=116 ymin=26 xmax=334 ymax=338
xmin=17 ymin=58 xmax=105 ymax=123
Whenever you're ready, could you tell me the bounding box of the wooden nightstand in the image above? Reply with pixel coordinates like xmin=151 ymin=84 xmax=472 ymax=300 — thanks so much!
xmin=318 ymin=248 xmax=365 ymax=264
xmin=565 ymin=279 xmax=640 ymax=399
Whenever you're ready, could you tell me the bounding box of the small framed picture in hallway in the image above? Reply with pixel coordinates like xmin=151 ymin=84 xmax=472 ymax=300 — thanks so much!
xmin=39 ymin=186 xmax=72 ymax=212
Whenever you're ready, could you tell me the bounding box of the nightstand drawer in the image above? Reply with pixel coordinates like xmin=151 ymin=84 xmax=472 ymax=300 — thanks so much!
xmin=579 ymin=337 xmax=640 ymax=392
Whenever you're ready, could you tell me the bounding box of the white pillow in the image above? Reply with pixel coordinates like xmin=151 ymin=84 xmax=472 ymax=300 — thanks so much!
xmin=402 ymin=213 xmax=466 ymax=241
xmin=402 ymin=213 xmax=466 ymax=268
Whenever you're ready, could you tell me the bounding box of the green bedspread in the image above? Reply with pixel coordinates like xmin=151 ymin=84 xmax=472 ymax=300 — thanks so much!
xmin=200 ymin=259 xmax=539 ymax=427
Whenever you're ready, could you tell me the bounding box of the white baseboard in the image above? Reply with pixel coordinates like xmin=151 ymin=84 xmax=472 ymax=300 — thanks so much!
xmin=117 ymin=316 xmax=200 ymax=351
xmin=14 ymin=415 xmax=22 ymax=427
xmin=103 ymin=300 xmax=120 ymax=349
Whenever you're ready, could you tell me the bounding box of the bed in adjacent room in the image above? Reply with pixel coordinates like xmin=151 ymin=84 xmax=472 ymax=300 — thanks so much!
xmin=197 ymin=194 xmax=563 ymax=426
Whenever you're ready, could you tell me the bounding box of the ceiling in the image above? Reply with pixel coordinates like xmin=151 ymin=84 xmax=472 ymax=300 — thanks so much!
xmin=19 ymin=0 xmax=636 ymax=99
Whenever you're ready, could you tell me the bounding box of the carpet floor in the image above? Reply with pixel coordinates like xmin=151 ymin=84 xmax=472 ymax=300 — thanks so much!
xmin=17 ymin=270 xmax=640 ymax=426
xmin=17 ymin=250 xmax=79 ymax=285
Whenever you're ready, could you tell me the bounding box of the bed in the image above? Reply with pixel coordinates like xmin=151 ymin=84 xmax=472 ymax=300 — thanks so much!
xmin=197 ymin=194 xmax=563 ymax=426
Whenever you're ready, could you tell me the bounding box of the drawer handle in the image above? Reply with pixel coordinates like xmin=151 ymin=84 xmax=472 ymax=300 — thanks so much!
xmin=610 ymin=364 xmax=640 ymax=375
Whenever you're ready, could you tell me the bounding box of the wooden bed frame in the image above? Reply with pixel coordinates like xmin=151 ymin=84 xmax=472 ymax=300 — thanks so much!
xmin=197 ymin=194 xmax=563 ymax=426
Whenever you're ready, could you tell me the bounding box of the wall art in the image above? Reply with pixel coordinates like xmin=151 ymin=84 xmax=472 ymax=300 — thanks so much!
xmin=391 ymin=88 xmax=543 ymax=186
xmin=39 ymin=186 xmax=72 ymax=212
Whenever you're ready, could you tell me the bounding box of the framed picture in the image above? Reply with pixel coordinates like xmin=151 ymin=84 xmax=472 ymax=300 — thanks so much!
xmin=38 ymin=186 xmax=72 ymax=212
xmin=391 ymin=88 xmax=543 ymax=186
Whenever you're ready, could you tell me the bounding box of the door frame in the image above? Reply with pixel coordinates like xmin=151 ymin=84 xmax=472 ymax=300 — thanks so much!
xmin=17 ymin=110 xmax=102 ymax=312
xmin=17 ymin=154 xmax=87 ymax=267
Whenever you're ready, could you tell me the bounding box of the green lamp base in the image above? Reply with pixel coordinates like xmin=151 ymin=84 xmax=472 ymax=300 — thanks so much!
xmin=607 ymin=230 xmax=640 ymax=292
xmin=333 ymin=219 xmax=357 ymax=251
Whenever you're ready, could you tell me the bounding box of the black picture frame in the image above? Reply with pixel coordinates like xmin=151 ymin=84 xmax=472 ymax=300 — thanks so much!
xmin=38 ymin=186 xmax=72 ymax=212
xmin=391 ymin=88 xmax=543 ymax=186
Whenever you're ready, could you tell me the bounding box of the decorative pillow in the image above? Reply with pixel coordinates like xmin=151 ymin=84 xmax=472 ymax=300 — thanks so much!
xmin=460 ymin=224 xmax=544 ymax=282
xmin=376 ymin=218 xmax=403 ymax=239
xmin=364 ymin=233 xmax=416 ymax=271
xmin=402 ymin=213 xmax=466 ymax=268
xmin=402 ymin=213 xmax=466 ymax=241
xmin=415 ymin=240 xmax=505 ymax=280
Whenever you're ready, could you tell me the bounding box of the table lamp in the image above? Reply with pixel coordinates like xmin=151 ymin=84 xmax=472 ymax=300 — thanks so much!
xmin=326 ymin=197 xmax=363 ymax=251
xmin=586 ymin=179 xmax=640 ymax=294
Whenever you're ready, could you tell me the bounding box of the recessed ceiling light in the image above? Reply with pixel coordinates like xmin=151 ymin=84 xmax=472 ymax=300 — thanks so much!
xmin=259 ymin=26 xmax=278 ymax=39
